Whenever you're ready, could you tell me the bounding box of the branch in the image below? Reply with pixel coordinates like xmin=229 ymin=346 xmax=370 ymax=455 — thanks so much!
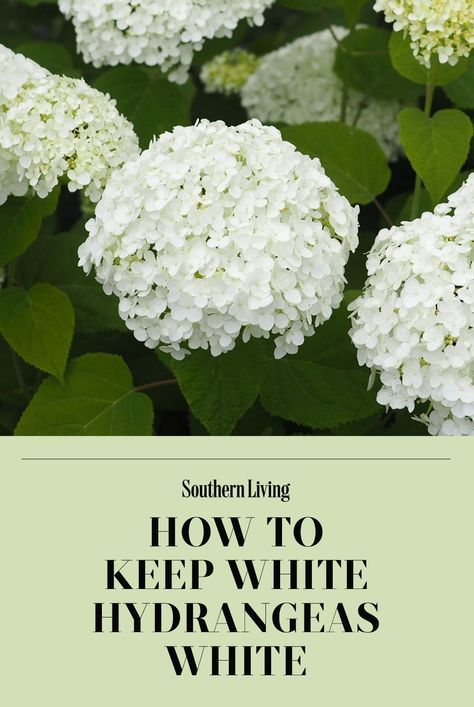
xmin=134 ymin=379 xmax=177 ymax=393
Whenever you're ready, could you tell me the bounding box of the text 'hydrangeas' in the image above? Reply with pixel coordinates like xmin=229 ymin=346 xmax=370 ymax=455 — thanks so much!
xmin=349 ymin=175 xmax=474 ymax=436
xmin=0 ymin=45 xmax=140 ymax=204
xmin=374 ymin=0 xmax=474 ymax=66
xmin=240 ymin=28 xmax=404 ymax=161
xmin=79 ymin=119 xmax=359 ymax=360
xmin=58 ymin=0 xmax=275 ymax=83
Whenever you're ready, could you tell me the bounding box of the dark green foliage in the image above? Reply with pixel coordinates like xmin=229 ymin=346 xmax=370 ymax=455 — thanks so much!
xmin=1 ymin=0 xmax=472 ymax=435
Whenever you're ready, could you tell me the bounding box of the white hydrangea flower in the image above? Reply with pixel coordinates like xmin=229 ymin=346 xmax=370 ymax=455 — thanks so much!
xmin=0 ymin=44 xmax=48 ymax=104
xmin=58 ymin=0 xmax=275 ymax=84
xmin=374 ymin=0 xmax=474 ymax=67
xmin=349 ymin=174 xmax=474 ymax=436
xmin=0 ymin=45 xmax=140 ymax=204
xmin=79 ymin=119 xmax=359 ymax=360
xmin=0 ymin=45 xmax=49 ymax=203
xmin=241 ymin=28 xmax=405 ymax=161
xmin=201 ymin=49 xmax=261 ymax=96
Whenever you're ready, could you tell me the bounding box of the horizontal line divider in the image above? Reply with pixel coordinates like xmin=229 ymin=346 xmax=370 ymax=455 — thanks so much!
xmin=22 ymin=457 xmax=452 ymax=462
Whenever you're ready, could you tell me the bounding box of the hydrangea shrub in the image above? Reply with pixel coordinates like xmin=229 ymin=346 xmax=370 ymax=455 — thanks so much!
xmin=0 ymin=0 xmax=472 ymax=436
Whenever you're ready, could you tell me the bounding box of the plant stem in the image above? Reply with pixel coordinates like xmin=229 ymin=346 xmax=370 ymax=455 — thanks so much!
xmin=326 ymin=23 xmax=342 ymax=46
xmin=352 ymin=97 xmax=368 ymax=128
xmin=410 ymin=70 xmax=437 ymax=220
xmin=374 ymin=198 xmax=395 ymax=227
xmin=134 ymin=378 xmax=177 ymax=393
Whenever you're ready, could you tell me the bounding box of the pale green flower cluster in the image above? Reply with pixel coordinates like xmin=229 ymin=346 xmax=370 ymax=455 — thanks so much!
xmin=374 ymin=0 xmax=474 ymax=66
xmin=201 ymin=49 xmax=261 ymax=96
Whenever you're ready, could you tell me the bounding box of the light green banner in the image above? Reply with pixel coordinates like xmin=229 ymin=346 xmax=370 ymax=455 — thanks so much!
xmin=1 ymin=437 xmax=472 ymax=705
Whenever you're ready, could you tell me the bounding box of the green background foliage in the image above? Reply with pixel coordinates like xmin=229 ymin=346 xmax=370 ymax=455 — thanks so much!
xmin=0 ymin=0 xmax=472 ymax=436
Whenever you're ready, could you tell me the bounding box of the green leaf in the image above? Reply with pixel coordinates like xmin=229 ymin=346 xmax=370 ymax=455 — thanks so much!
xmin=0 ymin=190 xmax=59 ymax=266
xmin=163 ymin=339 xmax=266 ymax=435
xmin=398 ymin=108 xmax=473 ymax=206
xmin=280 ymin=121 xmax=391 ymax=204
xmin=260 ymin=358 xmax=380 ymax=429
xmin=94 ymin=67 xmax=193 ymax=148
xmin=340 ymin=0 xmax=368 ymax=27
xmin=296 ymin=290 xmax=362 ymax=368
xmin=389 ymin=33 xmax=469 ymax=86
xmin=335 ymin=27 xmax=422 ymax=101
xmin=259 ymin=293 xmax=380 ymax=429
xmin=0 ymin=284 xmax=74 ymax=381
xmin=444 ymin=58 xmax=474 ymax=109
xmin=15 ymin=42 xmax=78 ymax=76
xmin=16 ymin=230 xmax=125 ymax=334
xmin=385 ymin=169 xmax=471 ymax=223
xmin=15 ymin=354 xmax=154 ymax=435
xmin=0 ymin=335 xmax=37 ymax=421
xmin=386 ymin=189 xmax=433 ymax=222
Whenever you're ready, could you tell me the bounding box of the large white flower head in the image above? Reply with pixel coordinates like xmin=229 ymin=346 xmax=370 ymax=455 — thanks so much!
xmin=0 ymin=46 xmax=140 ymax=204
xmin=201 ymin=49 xmax=261 ymax=96
xmin=374 ymin=0 xmax=474 ymax=67
xmin=241 ymin=28 xmax=404 ymax=162
xmin=79 ymin=119 xmax=359 ymax=360
xmin=0 ymin=45 xmax=50 ymax=202
xmin=349 ymin=174 xmax=474 ymax=436
xmin=58 ymin=0 xmax=275 ymax=84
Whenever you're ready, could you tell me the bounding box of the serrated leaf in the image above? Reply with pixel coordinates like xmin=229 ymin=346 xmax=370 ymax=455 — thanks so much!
xmin=260 ymin=357 xmax=380 ymax=429
xmin=280 ymin=121 xmax=391 ymax=204
xmin=0 ymin=190 xmax=59 ymax=266
xmin=15 ymin=354 xmax=154 ymax=435
xmin=16 ymin=230 xmax=124 ymax=334
xmin=335 ymin=27 xmax=422 ymax=101
xmin=389 ymin=33 xmax=469 ymax=86
xmin=94 ymin=67 xmax=193 ymax=148
xmin=257 ymin=296 xmax=380 ymax=431
xmin=0 ymin=284 xmax=74 ymax=381
xmin=398 ymin=108 xmax=473 ymax=206
xmin=444 ymin=58 xmax=474 ymax=109
xmin=163 ymin=339 xmax=266 ymax=435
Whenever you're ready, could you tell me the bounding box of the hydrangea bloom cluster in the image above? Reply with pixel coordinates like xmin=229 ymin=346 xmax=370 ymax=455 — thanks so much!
xmin=242 ymin=27 xmax=402 ymax=160
xmin=201 ymin=49 xmax=261 ymax=96
xmin=0 ymin=44 xmax=49 ymax=203
xmin=349 ymin=174 xmax=474 ymax=436
xmin=58 ymin=0 xmax=275 ymax=84
xmin=0 ymin=45 xmax=139 ymax=204
xmin=374 ymin=0 xmax=474 ymax=67
xmin=240 ymin=28 xmax=404 ymax=161
xmin=79 ymin=119 xmax=359 ymax=360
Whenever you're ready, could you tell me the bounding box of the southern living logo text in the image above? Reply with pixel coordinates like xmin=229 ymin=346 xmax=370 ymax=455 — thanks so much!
xmin=94 ymin=516 xmax=380 ymax=677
